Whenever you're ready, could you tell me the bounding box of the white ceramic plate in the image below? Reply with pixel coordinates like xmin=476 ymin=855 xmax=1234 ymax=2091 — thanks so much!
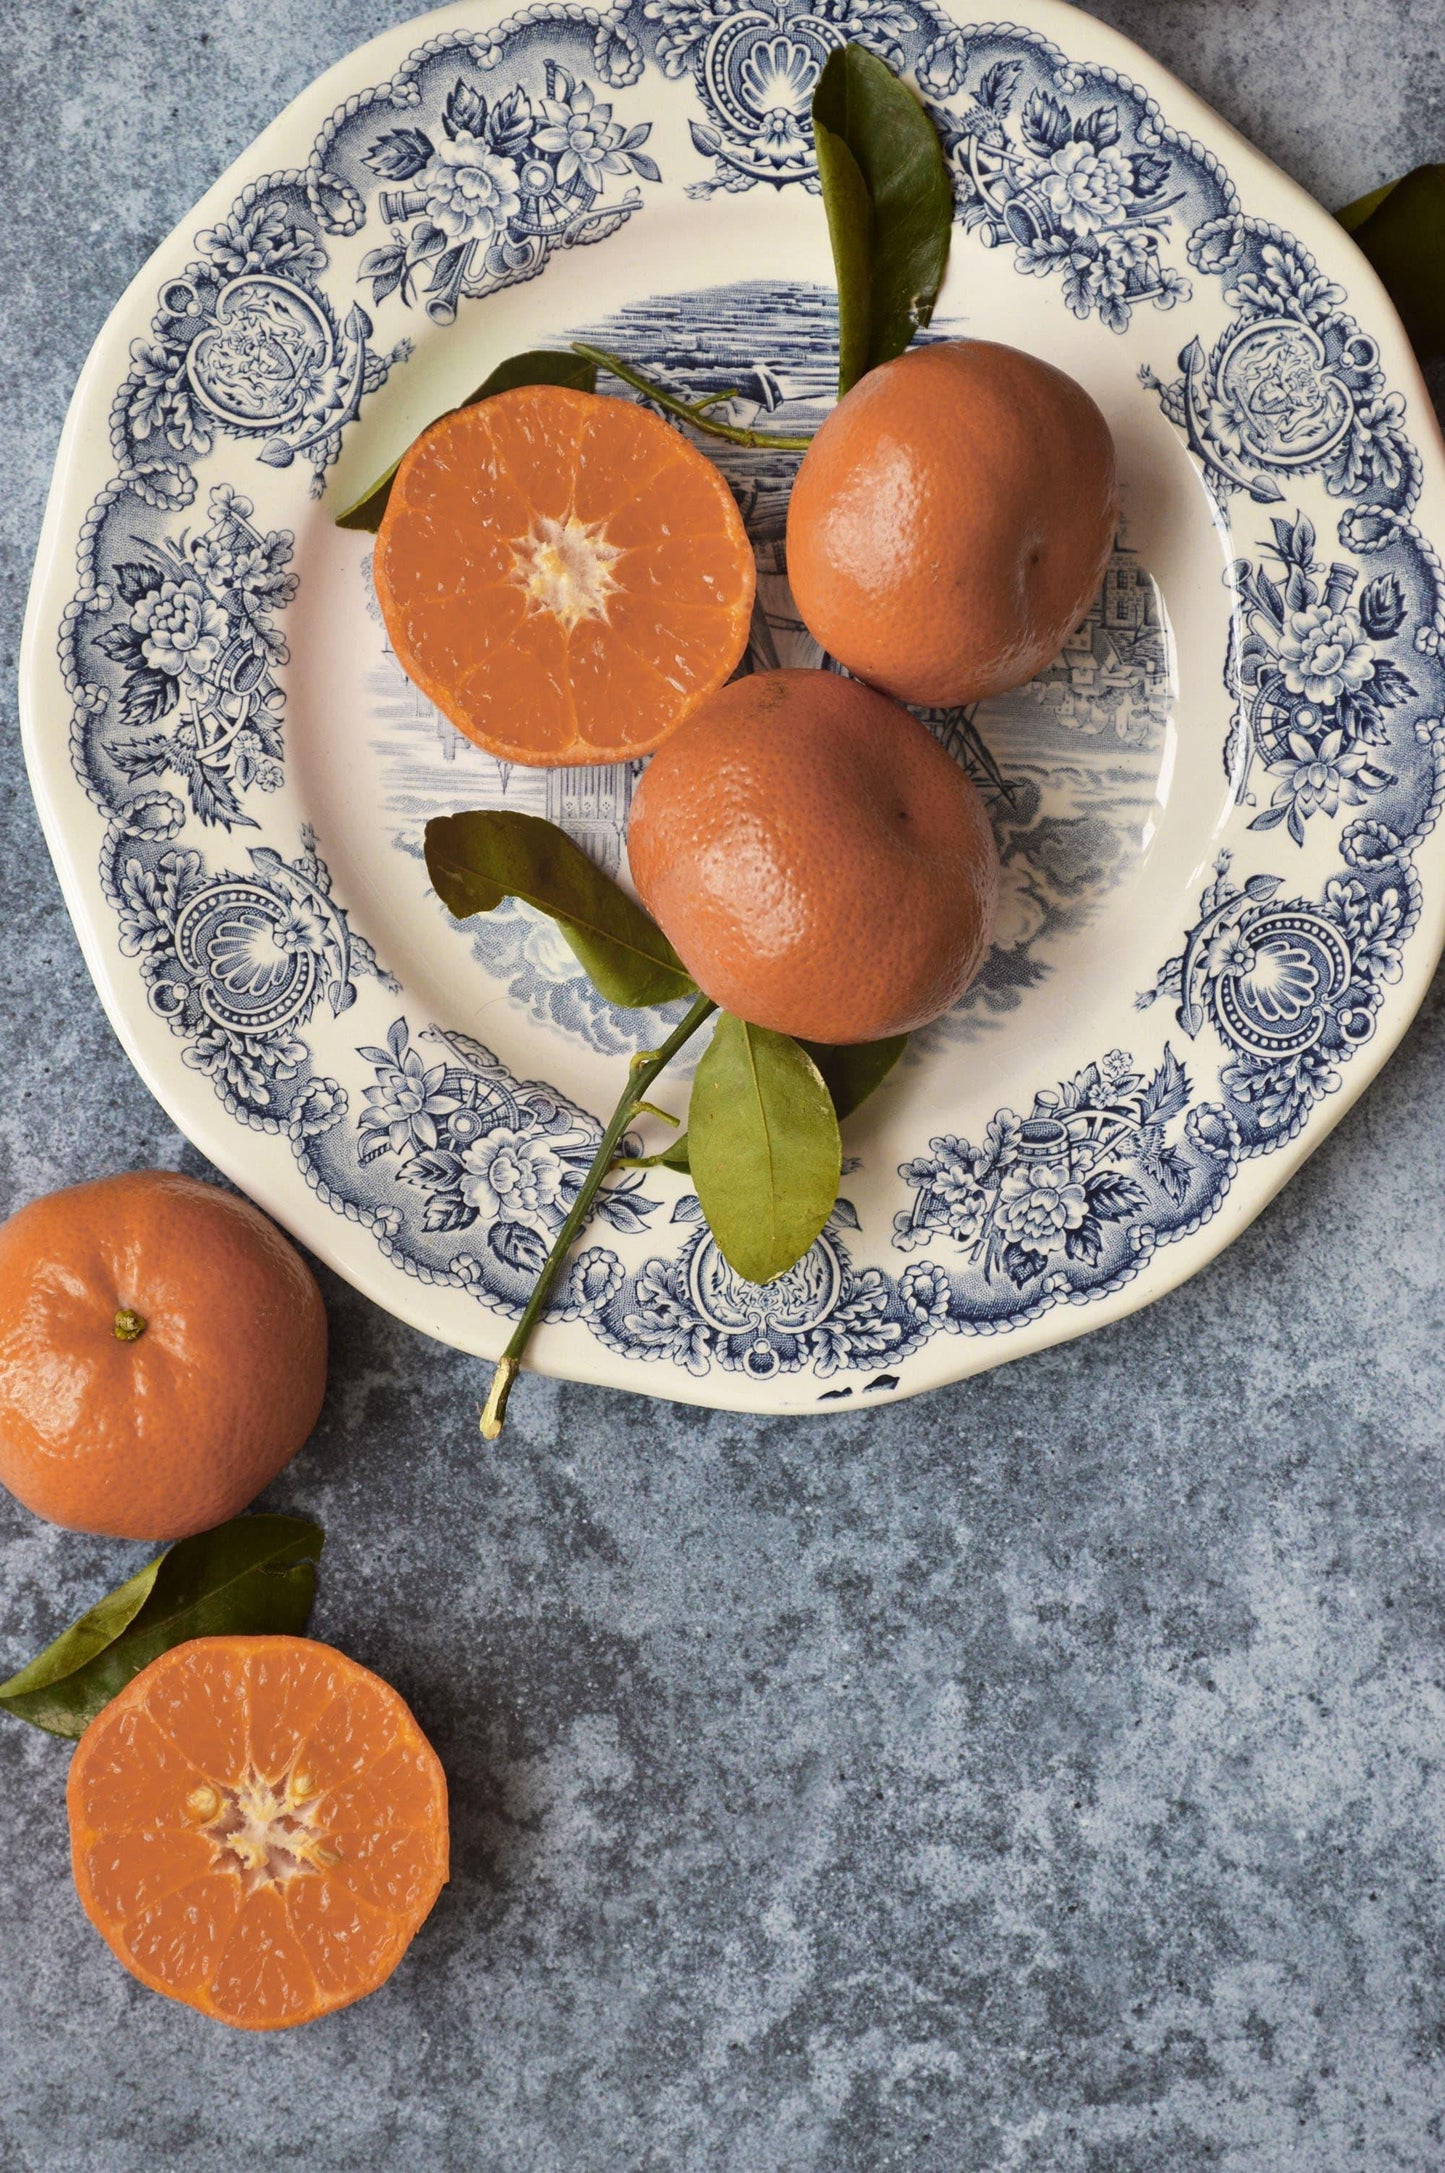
xmin=21 ymin=0 xmax=1445 ymax=1414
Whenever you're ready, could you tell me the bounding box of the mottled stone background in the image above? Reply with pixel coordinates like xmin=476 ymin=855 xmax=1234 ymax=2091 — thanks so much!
xmin=2 ymin=3 xmax=1444 ymax=2168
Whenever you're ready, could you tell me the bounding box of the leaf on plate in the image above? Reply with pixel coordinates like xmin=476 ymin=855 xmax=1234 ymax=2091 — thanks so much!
xmin=812 ymin=44 xmax=953 ymax=395
xmin=623 ymin=1032 xmax=905 ymax=1172
xmin=463 ymin=347 xmax=598 ymax=404
xmin=688 ymin=1014 xmax=841 ymax=1283
xmin=1338 ymin=163 xmax=1445 ymax=361
xmin=0 ymin=1514 xmax=323 ymax=1740
xmin=798 ymin=1032 xmax=908 ymax=1119
xmin=425 ymin=809 xmax=696 ymax=1009
xmin=334 ymin=348 xmax=598 ymax=531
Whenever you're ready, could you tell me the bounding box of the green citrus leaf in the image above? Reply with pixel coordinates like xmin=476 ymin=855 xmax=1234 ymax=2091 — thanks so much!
xmin=426 ymin=810 xmax=696 ymax=1009
xmin=466 ymin=349 xmax=598 ymax=402
xmin=1338 ymin=176 xmax=1402 ymax=234
xmin=812 ymin=44 xmax=953 ymax=395
xmin=688 ymin=1015 xmax=841 ymax=1283
xmin=624 ymin=1031 xmax=907 ymax=1174
xmin=0 ymin=1514 xmax=323 ymax=1739
xmin=334 ymin=348 xmax=598 ymax=531
xmin=1340 ymin=164 xmax=1445 ymax=362
xmin=813 ymin=120 xmax=874 ymax=399
xmin=798 ymin=1032 xmax=909 ymax=1119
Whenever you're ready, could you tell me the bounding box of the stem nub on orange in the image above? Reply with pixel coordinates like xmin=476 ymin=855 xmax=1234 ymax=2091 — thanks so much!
xmin=68 ymin=1636 xmax=448 ymax=2030
xmin=374 ymin=384 xmax=756 ymax=765
xmin=786 ymin=339 xmax=1119 ymax=708
xmin=627 ymin=669 xmax=1000 ymax=1043
xmin=0 ymin=1172 xmax=327 ymax=1540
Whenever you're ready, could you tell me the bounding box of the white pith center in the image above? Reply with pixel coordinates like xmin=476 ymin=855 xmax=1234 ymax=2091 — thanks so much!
xmin=511 ymin=513 xmax=624 ymax=631
xmin=186 ymin=1767 xmax=340 ymax=1891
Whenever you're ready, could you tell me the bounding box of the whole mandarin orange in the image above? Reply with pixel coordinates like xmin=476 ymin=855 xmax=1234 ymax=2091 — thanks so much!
xmin=785 ymin=339 xmax=1118 ymax=707
xmin=627 ymin=669 xmax=999 ymax=1043
xmin=0 ymin=1172 xmax=327 ymax=1539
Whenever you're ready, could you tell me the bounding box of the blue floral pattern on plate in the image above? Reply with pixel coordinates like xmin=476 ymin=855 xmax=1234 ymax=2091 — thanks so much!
xmin=37 ymin=5 xmax=1445 ymax=1405
xmin=939 ymin=58 xmax=1193 ymax=331
xmin=1225 ymin=512 xmax=1413 ymax=846
xmin=91 ymin=487 xmax=296 ymax=829
xmin=356 ymin=63 xmax=659 ymax=323
xmin=113 ymin=195 xmax=409 ymax=501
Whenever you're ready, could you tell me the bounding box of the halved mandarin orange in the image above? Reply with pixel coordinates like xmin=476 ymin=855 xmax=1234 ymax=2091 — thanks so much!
xmin=374 ymin=383 xmax=756 ymax=765
xmin=67 ymin=1635 xmax=448 ymax=2031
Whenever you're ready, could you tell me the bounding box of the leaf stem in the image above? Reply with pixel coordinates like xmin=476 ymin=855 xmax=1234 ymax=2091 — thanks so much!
xmin=480 ymin=992 xmax=718 ymax=1439
xmin=570 ymin=344 xmax=814 ymax=451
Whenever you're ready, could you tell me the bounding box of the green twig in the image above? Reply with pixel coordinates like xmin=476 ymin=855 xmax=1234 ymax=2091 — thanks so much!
xmin=634 ymin=1100 xmax=680 ymax=1126
xmin=480 ymin=992 xmax=718 ymax=1438
xmin=570 ymin=344 xmax=814 ymax=451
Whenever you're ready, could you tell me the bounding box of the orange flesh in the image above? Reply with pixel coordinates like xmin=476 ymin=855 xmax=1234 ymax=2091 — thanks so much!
xmin=374 ymin=384 xmax=756 ymax=766
xmin=67 ymin=1636 xmax=448 ymax=2030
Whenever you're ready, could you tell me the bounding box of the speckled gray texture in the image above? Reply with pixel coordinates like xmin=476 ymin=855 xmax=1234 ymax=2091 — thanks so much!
xmin=1 ymin=2 xmax=1444 ymax=2167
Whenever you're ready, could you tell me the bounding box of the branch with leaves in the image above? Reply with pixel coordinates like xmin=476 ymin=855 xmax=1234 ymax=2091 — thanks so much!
xmin=332 ymin=44 xmax=988 ymax=1434
xmin=425 ymin=813 xmax=906 ymax=1436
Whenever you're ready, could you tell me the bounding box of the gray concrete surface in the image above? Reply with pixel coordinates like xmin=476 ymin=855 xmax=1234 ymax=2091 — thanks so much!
xmin=2 ymin=2 xmax=1444 ymax=2167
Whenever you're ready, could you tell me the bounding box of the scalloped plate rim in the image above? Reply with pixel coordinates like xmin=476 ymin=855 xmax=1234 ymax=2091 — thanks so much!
xmin=18 ymin=0 xmax=1445 ymax=1415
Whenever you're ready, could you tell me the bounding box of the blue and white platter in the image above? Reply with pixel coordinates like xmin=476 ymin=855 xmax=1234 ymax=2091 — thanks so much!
xmin=20 ymin=0 xmax=1445 ymax=1414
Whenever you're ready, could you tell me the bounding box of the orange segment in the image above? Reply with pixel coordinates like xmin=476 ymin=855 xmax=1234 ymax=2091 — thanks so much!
xmin=123 ymin=1876 xmax=242 ymax=1993
xmin=625 ymin=532 xmax=756 ymax=609
xmin=387 ymin=571 xmax=525 ymax=681
xmin=599 ymin=445 xmax=744 ymax=548
xmin=610 ymin=595 xmax=749 ymax=697
xmin=321 ymin=1823 xmax=442 ymax=1916
xmin=83 ymin=1829 xmax=216 ymax=1920
xmin=322 ymin=1740 xmax=446 ymax=1832
xmin=140 ymin=1641 xmax=250 ymax=1781
xmin=374 ymin=383 xmax=755 ymax=766
xmin=67 ymin=1635 xmax=448 ymax=2031
xmin=69 ymin=1704 xmax=213 ymax=1831
xmin=566 ymin=621 xmax=681 ymax=755
xmin=210 ymin=1886 xmax=317 ymax=2029
xmin=285 ymin=1876 xmax=398 ymax=1997
xmin=458 ymin=611 xmax=573 ymax=763
xmin=247 ymin=1640 xmax=345 ymax=1784
xmin=298 ymin=1669 xmax=400 ymax=1795
xmin=482 ymin=391 xmax=586 ymax=521
xmin=572 ymin=401 xmax=676 ymax=524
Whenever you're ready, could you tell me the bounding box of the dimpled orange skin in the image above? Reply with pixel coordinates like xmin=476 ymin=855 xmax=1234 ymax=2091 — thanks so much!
xmin=0 ymin=1172 xmax=327 ymax=1540
xmin=627 ymin=670 xmax=1000 ymax=1044
xmin=374 ymin=383 xmax=756 ymax=766
xmin=785 ymin=339 xmax=1119 ymax=708
xmin=67 ymin=1635 xmax=449 ymax=2031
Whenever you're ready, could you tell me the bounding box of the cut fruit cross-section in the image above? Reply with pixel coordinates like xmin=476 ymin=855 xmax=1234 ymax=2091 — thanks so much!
xmin=373 ymin=383 xmax=757 ymax=766
xmin=66 ymin=1635 xmax=448 ymax=2030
